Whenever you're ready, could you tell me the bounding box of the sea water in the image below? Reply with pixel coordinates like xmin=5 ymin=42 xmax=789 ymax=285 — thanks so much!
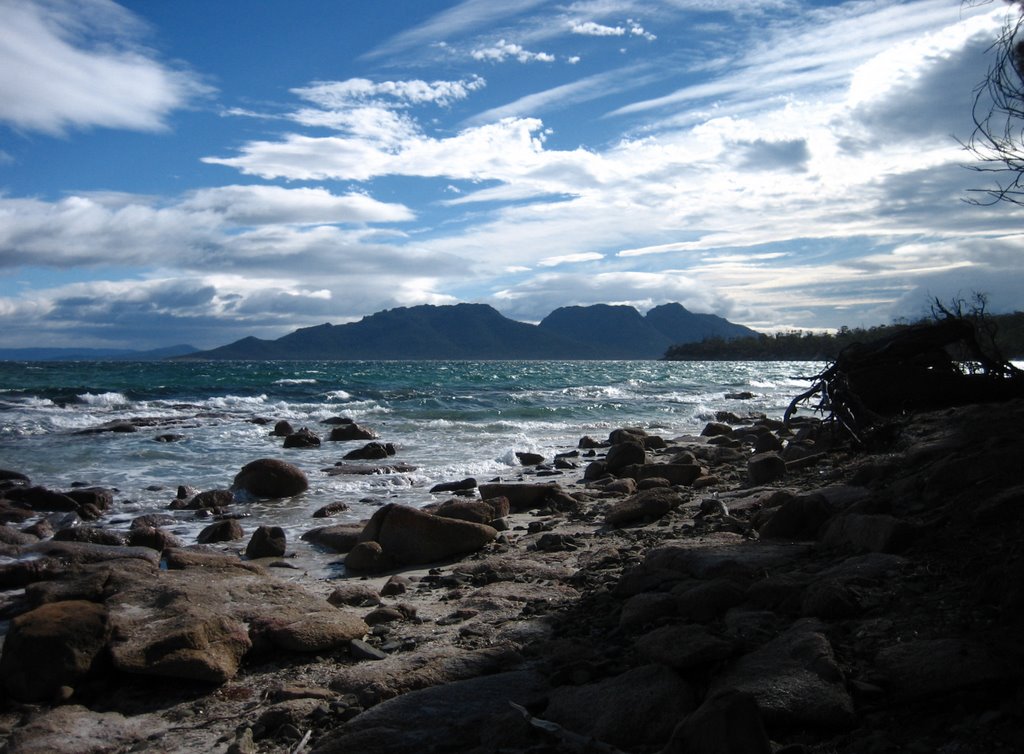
xmin=0 ymin=360 xmax=822 ymax=557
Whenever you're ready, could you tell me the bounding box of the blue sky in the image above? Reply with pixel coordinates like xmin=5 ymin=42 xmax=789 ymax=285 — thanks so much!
xmin=0 ymin=0 xmax=1022 ymax=349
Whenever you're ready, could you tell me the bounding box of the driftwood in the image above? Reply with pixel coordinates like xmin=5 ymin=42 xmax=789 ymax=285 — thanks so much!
xmin=785 ymin=317 xmax=1024 ymax=443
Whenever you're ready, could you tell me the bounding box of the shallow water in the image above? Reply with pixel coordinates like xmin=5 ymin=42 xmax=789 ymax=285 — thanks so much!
xmin=0 ymin=360 xmax=823 ymax=555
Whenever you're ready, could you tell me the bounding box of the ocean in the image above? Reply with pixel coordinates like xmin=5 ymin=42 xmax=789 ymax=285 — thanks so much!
xmin=0 ymin=360 xmax=821 ymax=564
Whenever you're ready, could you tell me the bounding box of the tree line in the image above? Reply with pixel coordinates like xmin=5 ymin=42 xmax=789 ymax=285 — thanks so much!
xmin=663 ymin=311 xmax=1024 ymax=361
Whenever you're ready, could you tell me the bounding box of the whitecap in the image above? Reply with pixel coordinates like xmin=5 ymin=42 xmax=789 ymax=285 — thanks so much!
xmin=77 ymin=392 xmax=129 ymax=407
xmin=273 ymin=378 xmax=318 ymax=385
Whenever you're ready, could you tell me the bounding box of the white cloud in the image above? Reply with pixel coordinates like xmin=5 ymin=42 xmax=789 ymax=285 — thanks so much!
xmin=570 ymin=20 xmax=626 ymax=36
xmin=293 ymin=76 xmax=485 ymax=108
xmin=181 ymin=185 xmax=414 ymax=225
xmin=0 ymin=0 xmax=209 ymax=134
xmin=538 ymin=252 xmax=605 ymax=267
xmin=471 ymin=39 xmax=555 ymax=63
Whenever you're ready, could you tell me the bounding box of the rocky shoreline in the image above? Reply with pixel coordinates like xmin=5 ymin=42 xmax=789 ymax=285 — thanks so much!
xmin=1 ymin=398 xmax=1023 ymax=753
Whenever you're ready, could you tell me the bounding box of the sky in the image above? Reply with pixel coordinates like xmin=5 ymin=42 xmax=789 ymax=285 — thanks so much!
xmin=0 ymin=0 xmax=1022 ymax=350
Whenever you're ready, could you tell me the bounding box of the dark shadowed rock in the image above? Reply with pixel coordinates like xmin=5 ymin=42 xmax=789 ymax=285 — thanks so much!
xmin=711 ymin=618 xmax=854 ymax=730
xmin=664 ymin=689 xmax=772 ymax=754
xmin=873 ymin=638 xmax=1020 ymax=703
xmin=604 ymin=441 xmax=646 ymax=473
xmin=126 ymin=525 xmax=183 ymax=551
xmin=233 ymin=458 xmax=309 ymax=498
xmin=636 ymin=624 xmax=736 ymax=670
xmin=544 ymin=664 xmax=695 ymax=749
xmin=6 ymin=485 xmax=81 ymax=512
xmin=0 ymin=600 xmax=111 ymax=702
xmin=758 ymin=493 xmax=833 ymax=540
xmin=819 ymin=513 xmax=915 ymax=553
xmin=748 ymin=452 xmax=787 ymax=484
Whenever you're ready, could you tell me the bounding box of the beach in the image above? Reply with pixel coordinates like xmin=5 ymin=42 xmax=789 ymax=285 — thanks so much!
xmin=1 ymin=365 xmax=1022 ymax=752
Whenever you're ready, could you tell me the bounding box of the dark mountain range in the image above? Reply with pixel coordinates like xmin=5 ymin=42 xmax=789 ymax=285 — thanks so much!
xmin=183 ymin=302 xmax=758 ymax=360
xmin=0 ymin=344 xmax=198 ymax=362
xmin=538 ymin=303 xmax=756 ymax=359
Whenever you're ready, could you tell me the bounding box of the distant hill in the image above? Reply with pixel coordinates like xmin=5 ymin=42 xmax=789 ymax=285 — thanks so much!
xmin=0 ymin=344 xmax=198 ymax=362
xmin=539 ymin=303 xmax=757 ymax=359
xmin=184 ymin=302 xmax=757 ymax=360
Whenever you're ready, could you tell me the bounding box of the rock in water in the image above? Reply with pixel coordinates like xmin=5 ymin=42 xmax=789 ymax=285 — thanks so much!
xmin=233 ymin=458 xmax=309 ymax=498
xmin=246 ymin=525 xmax=286 ymax=558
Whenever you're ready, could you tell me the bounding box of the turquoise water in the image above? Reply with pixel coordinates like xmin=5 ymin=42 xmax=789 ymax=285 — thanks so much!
xmin=0 ymin=360 xmax=821 ymax=551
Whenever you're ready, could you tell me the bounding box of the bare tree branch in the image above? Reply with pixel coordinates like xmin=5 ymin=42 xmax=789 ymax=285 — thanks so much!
xmin=963 ymin=1 xmax=1024 ymax=205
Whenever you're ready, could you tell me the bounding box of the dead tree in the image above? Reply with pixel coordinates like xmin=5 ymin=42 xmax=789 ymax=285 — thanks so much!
xmin=785 ymin=315 xmax=1024 ymax=444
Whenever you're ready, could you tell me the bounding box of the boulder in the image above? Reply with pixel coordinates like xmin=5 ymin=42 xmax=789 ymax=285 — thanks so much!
xmin=233 ymin=458 xmax=309 ymax=498
xmin=328 ymin=423 xmax=378 ymax=441
xmin=302 ymin=523 xmax=363 ymax=553
xmin=283 ymin=427 xmax=321 ymax=448
xmin=604 ymin=441 xmax=646 ymax=473
xmin=514 ymin=451 xmax=544 ymax=466
xmin=0 ymin=600 xmax=111 ymax=702
xmin=663 ymin=689 xmax=771 ymax=754
xmin=819 ymin=513 xmax=915 ymax=553
xmin=605 ymin=488 xmax=683 ymax=526
xmin=246 ymin=525 xmax=286 ymax=558
xmin=757 ymin=493 xmax=833 ymax=540
xmin=110 ymin=606 xmax=252 ymax=684
xmin=126 ymin=525 xmax=183 ymax=552
xmin=637 ymin=463 xmax=702 ymax=486
xmin=636 ymin=624 xmax=736 ymax=670
xmin=346 ymin=504 xmax=497 ymax=573
xmin=53 ymin=526 xmax=128 ymax=546
xmin=271 ymin=420 xmax=294 ymax=437
xmin=429 ymin=477 xmax=478 ymax=494
xmin=544 ymin=664 xmax=695 ymax=749
xmin=5 ymin=485 xmax=81 ymax=512
xmin=263 ymin=612 xmax=367 ymax=653
xmin=747 ymin=452 xmax=787 ymax=485
xmin=312 ymin=501 xmax=350 ymax=517
xmin=197 ymin=519 xmax=244 ymax=544
xmin=873 ymin=638 xmax=1020 ymax=703
xmin=710 ymin=618 xmax=854 ymax=730
xmin=701 ymin=422 xmax=733 ymax=437
xmin=435 ymin=498 xmax=508 ymax=524
xmin=343 ymin=442 xmax=396 ymax=461
xmin=478 ymin=482 xmax=562 ymax=512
